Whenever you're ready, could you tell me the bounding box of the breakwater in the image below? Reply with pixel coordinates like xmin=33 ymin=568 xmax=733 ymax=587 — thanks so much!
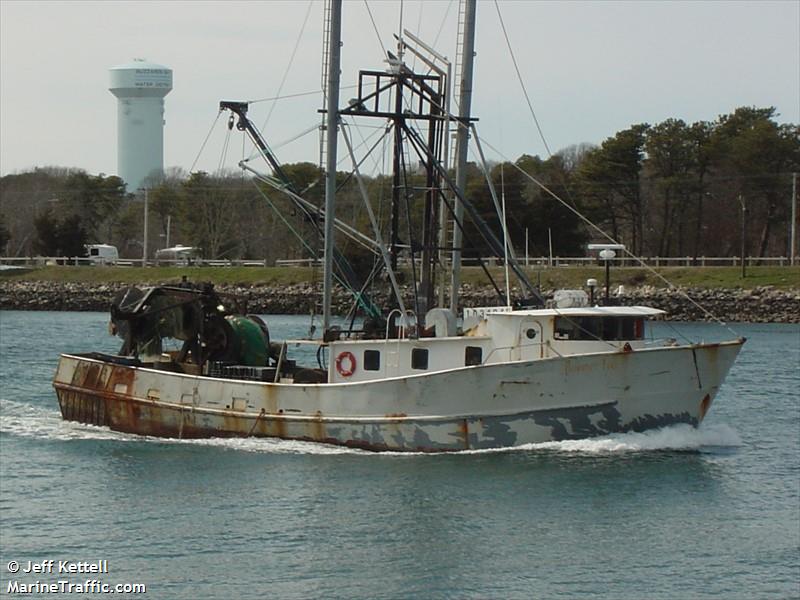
xmin=1 ymin=280 xmax=797 ymax=323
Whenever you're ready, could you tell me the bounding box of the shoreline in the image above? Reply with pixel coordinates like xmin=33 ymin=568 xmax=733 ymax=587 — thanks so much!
xmin=1 ymin=280 xmax=798 ymax=323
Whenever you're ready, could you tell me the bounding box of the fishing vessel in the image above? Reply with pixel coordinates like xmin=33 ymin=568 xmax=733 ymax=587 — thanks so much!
xmin=53 ymin=1 xmax=744 ymax=451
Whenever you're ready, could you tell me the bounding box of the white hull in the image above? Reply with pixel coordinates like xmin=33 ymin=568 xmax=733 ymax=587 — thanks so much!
xmin=54 ymin=340 xmax=743 ymax=452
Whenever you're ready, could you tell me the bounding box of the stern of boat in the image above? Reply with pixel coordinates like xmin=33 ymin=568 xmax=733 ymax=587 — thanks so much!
xmin=53 ymin=353 xmax=134 ymax=429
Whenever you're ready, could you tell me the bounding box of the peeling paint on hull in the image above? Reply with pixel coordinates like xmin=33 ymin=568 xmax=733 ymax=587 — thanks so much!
xmin=53 ymin=340 xmax=743 ymax=452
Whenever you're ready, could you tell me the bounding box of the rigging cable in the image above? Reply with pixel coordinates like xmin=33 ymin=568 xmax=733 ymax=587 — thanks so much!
xmin=363 ymin=1 xmax=387 ymax=57
xmin=402 ymin=122 xmax=506 ymax=302
xmin=189 ymin=111 xmax=223 ymax=174
xmin=432 ymin=0 xmax=454 ymax=49
xmin=217 ymin=120 xmax=233 ymax=174
xmin=259 ymin=0 xmax=314 ymax=134
xmin=491 ymin=0 xmax=594 ymax=230
xmin=478 ymin=134 xmax=740 ymax=339
xmin=271 ymin=122 xmax=322 ymax=151
xmin=493 ymin=0 xmax=553 ymax=159
xmin=480 ymin=7 xmax=733 ymax=340
xmin=248 ymin=180 xmax=353 ymax=294
xmin=410 ymin=0 xmax=424 ymax=71
xmin=248 ymin=85 xmax=358 ymax=104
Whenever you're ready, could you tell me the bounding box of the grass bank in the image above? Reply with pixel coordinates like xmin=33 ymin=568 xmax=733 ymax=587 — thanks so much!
xmin=2 ymin=265 xmax=798 ymax=290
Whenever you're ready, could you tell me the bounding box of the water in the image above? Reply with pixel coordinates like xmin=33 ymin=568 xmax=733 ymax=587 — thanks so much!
xmin=1 ymin=312 xmax=798 ymax=599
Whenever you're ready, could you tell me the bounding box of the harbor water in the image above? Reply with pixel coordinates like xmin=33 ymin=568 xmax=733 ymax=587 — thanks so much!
xmin=1 ymin=311 xmax=798 ymax=599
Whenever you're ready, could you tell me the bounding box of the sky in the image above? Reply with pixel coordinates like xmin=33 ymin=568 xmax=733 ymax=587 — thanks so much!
xmin=1 ymin=0 xmax=798 ymax=183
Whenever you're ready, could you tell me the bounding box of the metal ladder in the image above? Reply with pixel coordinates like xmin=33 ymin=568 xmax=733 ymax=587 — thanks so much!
xmin=451 ymin=0 xmax=467 ymax=118
xmin=319 ymin=0 xmax=332 ymax=173
xmin=439 ymin=0 xmax=468 ymax=260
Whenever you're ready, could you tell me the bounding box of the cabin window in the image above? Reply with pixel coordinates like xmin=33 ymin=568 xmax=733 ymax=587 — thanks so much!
xmin=554 ymin=317 xmax=600 ymax=341
xmin=90 ymin=248 xmax=99 ymax=256
xmin=411 ymin=348 xmax=429 ymax=370
xmin=364 ymin=349 xmax=381 ymax=371
xmin=465 ymin=346 xmax=482 ymax=366
xmin=553 ymin=317 xmax=645 ymax=341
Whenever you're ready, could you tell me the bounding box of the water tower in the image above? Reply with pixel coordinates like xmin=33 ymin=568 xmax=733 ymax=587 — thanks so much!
xmin=109 ymin=59 xmax=173 ymax=192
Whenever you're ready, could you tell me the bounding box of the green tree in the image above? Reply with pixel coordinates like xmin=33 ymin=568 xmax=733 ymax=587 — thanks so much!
xmin=576 ymin=124 xmax=650 ymax=254
xmin=177 ymin=172 xmax=261 ymax=259
xmin=62 ymin=172 xmax=128 ymax=241
xmin=516 ymin=154 xmax=587 ymax=257
xmin=0 ymin=214 xmax=10 ymax=254
xmin=33 ymin=209 xmax=87 ymax=257
xmin=32 ymin=210 xmax=59 ymax=255
xmin=644 ymin=118 xmax=699 ymax=256
xmin=707 ymin=107 xmax=800 ymax=258
xmin=687 ymin=121 xmax=714 ymax=258
xmin=0 ymin=167 xmax=78 ymax=256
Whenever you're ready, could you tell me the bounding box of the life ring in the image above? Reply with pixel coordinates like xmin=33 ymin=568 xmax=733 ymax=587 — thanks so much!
xmin=335 ymin=351 xmax=357 ymax=377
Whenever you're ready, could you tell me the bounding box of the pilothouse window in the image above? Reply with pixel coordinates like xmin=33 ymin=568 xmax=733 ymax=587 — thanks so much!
xmin=554 ymin=317 xmax=644 ymax=341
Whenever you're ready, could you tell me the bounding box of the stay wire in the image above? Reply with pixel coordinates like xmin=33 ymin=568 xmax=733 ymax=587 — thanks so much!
xmin=492 ymin=0 xmax=586 ymax=222
xmin=478 ymin=134 xmax=740 ymax=340
xmin=270 ymin=122 xmax=320 ymax=150
xmin=242 ymin=1 xmax=314 ymax=163
xmin=248 ymin=85 xmax=358 ymax=105
xmin=411 ymin=1 xmax=424 ymax=71
xmin=363 ymin=1 xmax=387 ymax=58
xmin=432 ymin=0 xmax=454 ymax=49
xmin=493 ymin=0 xmax=553 ymax=159
xmin=218 ymin=125 xmax=232 ymax=174
xmin=260 ymin=0 xmax=314 ymax=133
xmin=249 ymin=180 xmax=353 ymax=293
xmin=189 ymin=111 xmax=223 ymax=174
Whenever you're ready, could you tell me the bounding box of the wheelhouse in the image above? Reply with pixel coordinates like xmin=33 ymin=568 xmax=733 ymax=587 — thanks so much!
xmin=326 ymin=306 xmax=665 ymax=383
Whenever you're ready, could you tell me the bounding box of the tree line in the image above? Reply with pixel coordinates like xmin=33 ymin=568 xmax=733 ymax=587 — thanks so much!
xmin=0 ymin=106 xmax=797 ymax=264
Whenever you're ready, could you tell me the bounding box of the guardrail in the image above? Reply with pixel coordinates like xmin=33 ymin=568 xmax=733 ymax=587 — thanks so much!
xmin=0 ymin=256 xmax=796 ymax=268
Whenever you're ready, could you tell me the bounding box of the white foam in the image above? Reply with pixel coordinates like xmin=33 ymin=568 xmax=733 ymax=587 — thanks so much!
xmin=1 ymin=398 xmax=741 ymax=456
xmin=510 ymin=422 xmax=742 ymax=454
xmin=382 ymin=423 xmax=743 ymax=456
xmin=166 ymin=436 xmax=369 ymax=455
xmin=0 ymin=398 xmax=366 ymax=454
xmin=0 ymin=398 xmax=135 ymax=442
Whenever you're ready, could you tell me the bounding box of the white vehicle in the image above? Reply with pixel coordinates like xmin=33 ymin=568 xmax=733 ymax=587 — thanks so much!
xmin=155 ymin=245 xmax=201 ymax=266
xmin=85 ymin=244 xmax=119 ymax=265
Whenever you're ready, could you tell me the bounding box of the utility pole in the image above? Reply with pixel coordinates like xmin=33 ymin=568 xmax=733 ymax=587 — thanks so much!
xmin=739 ymin=193 xmax=746 ymax=279
xmin=791 ymin=172 xmax=797 ymax=266
xmin=142 ymin=188 xmax=149 ymax=267
xmin=525 ymin=227 xmax=529 ymax=267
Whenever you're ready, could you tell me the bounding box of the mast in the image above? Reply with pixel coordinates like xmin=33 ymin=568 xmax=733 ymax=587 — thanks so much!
xmin=322 ymin=0 xmax=343 ymax=332
xmin=450 ymin=0 xmax=477 ymax=314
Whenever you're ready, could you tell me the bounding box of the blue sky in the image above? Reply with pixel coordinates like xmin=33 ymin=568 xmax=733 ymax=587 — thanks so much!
xmin=1 ymin=0 xmax=797 ymax=179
